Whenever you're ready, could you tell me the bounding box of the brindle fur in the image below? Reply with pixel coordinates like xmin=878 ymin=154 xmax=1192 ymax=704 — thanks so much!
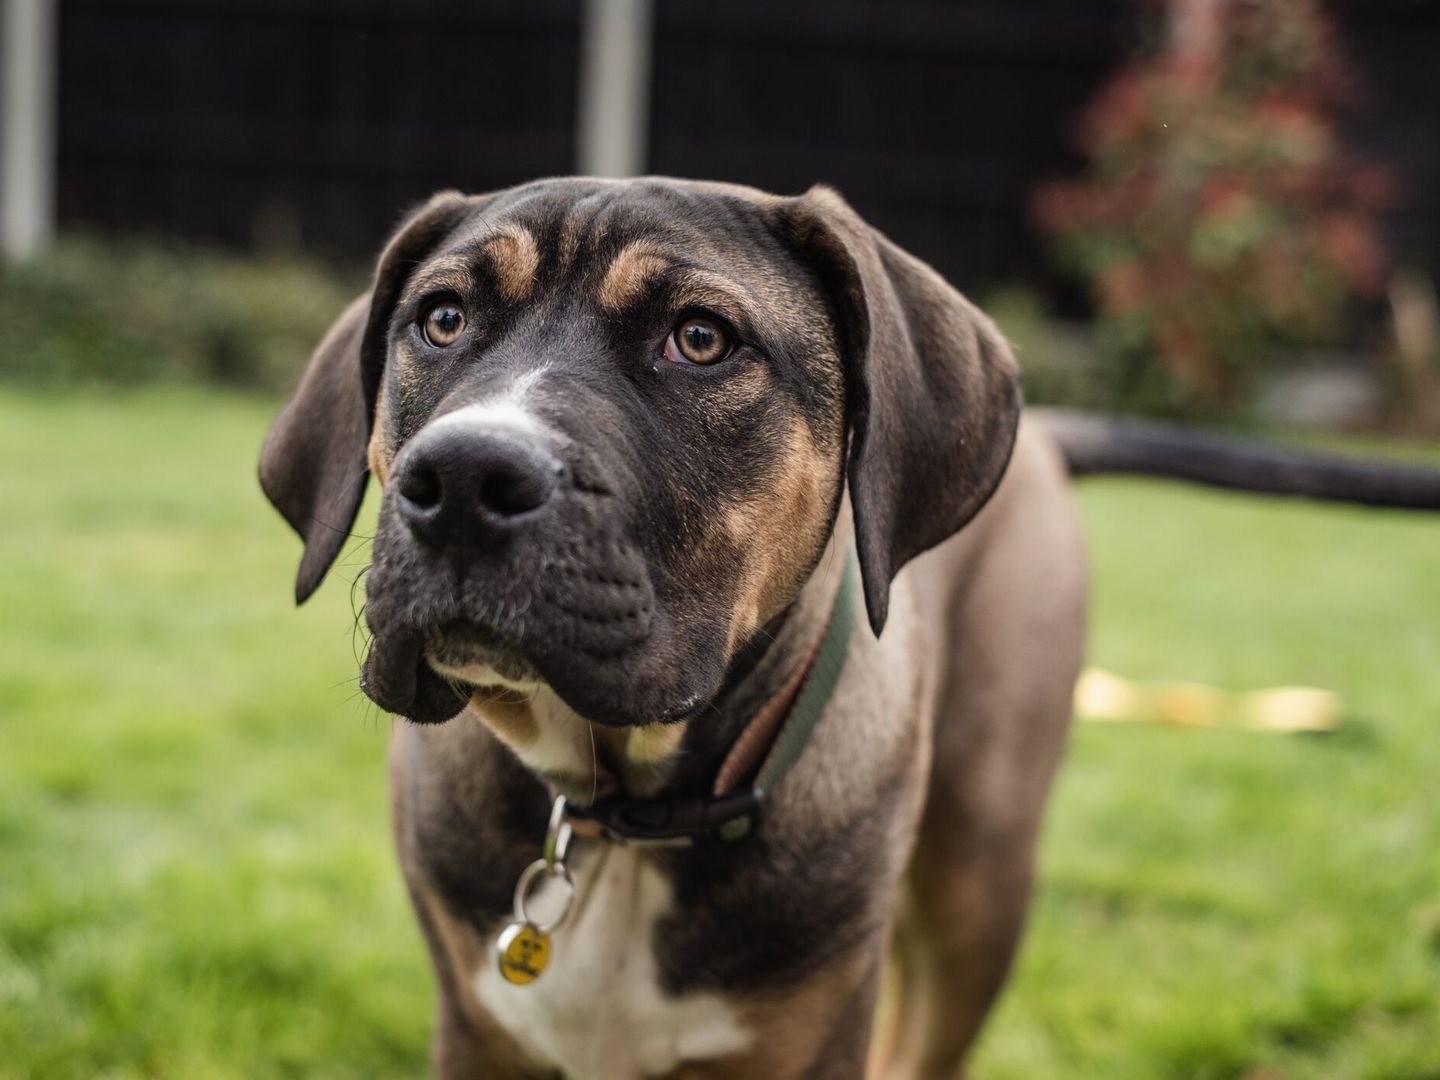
xmin=260 ymin=177 xmax=1086 ymax=1078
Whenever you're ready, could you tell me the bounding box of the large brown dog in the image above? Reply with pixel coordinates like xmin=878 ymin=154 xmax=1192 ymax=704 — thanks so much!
xmin=260 ymin=177 xmax=1440 ymax=1079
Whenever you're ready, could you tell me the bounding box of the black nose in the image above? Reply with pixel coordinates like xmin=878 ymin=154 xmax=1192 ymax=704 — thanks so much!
xmin=394 ymin=424 xmax=565 ymax=547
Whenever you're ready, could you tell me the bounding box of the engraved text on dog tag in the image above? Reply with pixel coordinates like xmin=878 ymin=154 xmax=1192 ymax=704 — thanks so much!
xmin=496 ymin=921 xmax=551 ymax=985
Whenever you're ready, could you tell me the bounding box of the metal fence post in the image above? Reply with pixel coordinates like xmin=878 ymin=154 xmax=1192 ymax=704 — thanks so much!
xmin=576 ymin=0 xmax=653 ymax=178
xmin=1 ymin=0 xmax=57 ymax=261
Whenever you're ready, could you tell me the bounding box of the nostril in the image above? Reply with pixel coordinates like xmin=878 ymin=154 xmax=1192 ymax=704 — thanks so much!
xmin=479 ymin=463 xmax=557 ymax=517
xmin=399 ymin=460 xmax=442 ymax=512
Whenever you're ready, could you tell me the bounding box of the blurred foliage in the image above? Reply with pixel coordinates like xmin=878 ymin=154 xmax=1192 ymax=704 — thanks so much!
xmin=0 ymin=237 xmax=360 ymax=393
xmin=985 ymin=286 xmax=1104 ymax=411
xmin=1033 ymin=0 xmax=1393 ymax=417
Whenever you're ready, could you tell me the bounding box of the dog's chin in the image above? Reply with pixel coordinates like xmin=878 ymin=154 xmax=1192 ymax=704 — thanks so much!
xmin=425 ymin=645 xmax=544 ymax=700
xmin=425 ymin=622 xmax=543 ymax=690
xmin=364 ymin=622 xmax=713 ymax=728
xmin=360 ymin=621 xmax=536 ymax=725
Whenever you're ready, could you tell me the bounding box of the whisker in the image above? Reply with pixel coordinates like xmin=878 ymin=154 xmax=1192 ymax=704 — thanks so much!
xmin=587 ymin=720 xmax=599 ymax=805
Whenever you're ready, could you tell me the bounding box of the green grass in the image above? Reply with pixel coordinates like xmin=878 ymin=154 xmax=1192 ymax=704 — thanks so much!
xmin=2 ymin=387 xmax=1437 ymax=1079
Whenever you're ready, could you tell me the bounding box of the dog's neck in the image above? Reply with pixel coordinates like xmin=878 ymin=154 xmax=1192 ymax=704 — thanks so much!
xmin=463 ymin=521 xmax=852 ymax=806
xmin=657 ymin=521 xmax=852 ymax=801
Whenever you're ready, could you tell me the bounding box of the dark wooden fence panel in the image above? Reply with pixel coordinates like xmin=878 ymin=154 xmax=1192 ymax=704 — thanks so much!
xmin=54 ymin=0 xmax=1440 ymax=297
xmin=57 ymin=0 xmax=582 ymax=258
xmin=1331 ymin=0 xmax=1440 ymax=276
xmin=649 ymin=0 xmax=1131 ymax=296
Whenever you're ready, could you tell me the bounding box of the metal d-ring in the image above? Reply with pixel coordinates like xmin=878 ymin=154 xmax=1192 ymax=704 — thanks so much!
xmin=543 ymin=794 xmax=572 ymax=869
xmin=504 ymin=795 xmax=576 ymax=936
xmin=513 ymin=858 xmax=575 ymax=935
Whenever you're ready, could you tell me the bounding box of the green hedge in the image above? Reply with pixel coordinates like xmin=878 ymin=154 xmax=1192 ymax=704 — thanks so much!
xmin=0 ymin=238 xmax=362 ymax=393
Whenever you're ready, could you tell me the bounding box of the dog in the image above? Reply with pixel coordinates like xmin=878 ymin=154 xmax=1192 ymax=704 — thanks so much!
xmin=259 ymin=177 xmax=1440 ymax=1079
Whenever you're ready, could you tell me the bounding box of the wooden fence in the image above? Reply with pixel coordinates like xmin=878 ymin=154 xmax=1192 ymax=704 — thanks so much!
xmin=49 ymin=0 xmax=1440 ymax=298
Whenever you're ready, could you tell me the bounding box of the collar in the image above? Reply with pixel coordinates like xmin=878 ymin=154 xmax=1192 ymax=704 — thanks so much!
xmin=565 ymin=546 xmax=858 ymax=846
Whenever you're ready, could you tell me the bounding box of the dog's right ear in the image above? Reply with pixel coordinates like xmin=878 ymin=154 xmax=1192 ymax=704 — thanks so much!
xmin=258 ymin=190 xmax=473 ymax=604
xmin=785 ymin=186 xmax=1023 ymax=637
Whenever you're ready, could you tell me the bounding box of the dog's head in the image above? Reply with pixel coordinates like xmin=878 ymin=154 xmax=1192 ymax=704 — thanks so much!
xmin=260 ymin=178 xmax=1020 ymax=727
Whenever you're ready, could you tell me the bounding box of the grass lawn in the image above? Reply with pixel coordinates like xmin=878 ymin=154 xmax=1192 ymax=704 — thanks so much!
xmin=1 ymin=387 xmax=1437 ymax=1079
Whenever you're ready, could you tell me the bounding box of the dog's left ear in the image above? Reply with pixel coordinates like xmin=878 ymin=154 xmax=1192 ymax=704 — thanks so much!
xmin=787 ymin=186 xmax=1023 ymax=636
xmin=258 ymin=190 xmax=473 ymax=603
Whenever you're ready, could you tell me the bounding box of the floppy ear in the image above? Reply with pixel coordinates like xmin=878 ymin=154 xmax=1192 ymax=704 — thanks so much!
xmin=258 ymin=190 xmax=473 ymax=603
xmin=789 ymin=186 xmax=1023 ymax=636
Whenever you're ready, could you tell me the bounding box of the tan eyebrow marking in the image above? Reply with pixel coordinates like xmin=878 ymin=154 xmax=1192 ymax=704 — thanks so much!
xmin=402 ymin=256 xmax=476 ymax=305
xmin=596 ymin=240 xmax=671 ymax=311
xmin=482 ymin=224 xmax=541 ymax=301
xmin=671 ymin=269 xmax=766 ymax=324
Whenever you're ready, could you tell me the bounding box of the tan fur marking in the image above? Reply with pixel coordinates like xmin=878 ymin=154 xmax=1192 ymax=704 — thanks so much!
xmin=671 ymin=270 xmax=763 ymax=327
xmin=366 ymin=432 xmax=390 ymax=487
xmin=399 ymin=256 xmax=476 ymax=308
xmin=625 ymin=721 xmax=686 ymax=764
xmin=597 ymin=241 xmax=670 ymax=311
xmin=468 ymin=688 xmax=540 ymax=750
xmin=484 ymin=224 xmax=541 ymax=301
xmin=622 ymin=721 xmax=689 ymax=796
xmin=724 ymin=422 xmax=835 ymax=651
xmin=367 ymin=383 xmax=393 ymax=486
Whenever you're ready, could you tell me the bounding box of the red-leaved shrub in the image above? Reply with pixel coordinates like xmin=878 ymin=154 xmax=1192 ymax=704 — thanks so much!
xmin=1033 ymin=0 xmax=1392 ymax=413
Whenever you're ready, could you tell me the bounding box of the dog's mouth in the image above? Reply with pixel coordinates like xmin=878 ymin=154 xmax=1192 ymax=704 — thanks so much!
xmin=424 ymin=619 xmax=543 ymax=689
xmin=359 ymin=543 xmax=725 ymax=726
xmin=361 ymin=611 xmax=708 ymax=727
xmin=355 ymin=465 xmax=740 ymax=727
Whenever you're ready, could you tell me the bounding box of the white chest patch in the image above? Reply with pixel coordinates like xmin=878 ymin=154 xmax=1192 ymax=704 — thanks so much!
xmin=474 ymin=846 xmax=752 ymax=1079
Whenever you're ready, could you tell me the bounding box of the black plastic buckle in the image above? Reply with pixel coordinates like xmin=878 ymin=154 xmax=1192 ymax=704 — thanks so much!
xmin=569 ymin=789 xmax=765 ymax=847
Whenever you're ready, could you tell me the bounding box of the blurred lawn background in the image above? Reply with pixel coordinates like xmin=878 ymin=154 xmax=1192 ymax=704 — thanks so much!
xmin=2 ymin=240 xmax=1439 ymax=1078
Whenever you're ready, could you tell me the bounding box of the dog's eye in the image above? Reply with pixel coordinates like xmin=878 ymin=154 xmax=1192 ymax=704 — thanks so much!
xmin=422 ymin=303 xmax=466 ymax=347
xmin=666 ymin=315 xmax=731 ymax=366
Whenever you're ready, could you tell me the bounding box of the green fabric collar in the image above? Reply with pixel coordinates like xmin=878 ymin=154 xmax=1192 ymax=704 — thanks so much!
xmin=568 ymin=547 xmax=858 ymax=846
xmin=753 ymin=548 xmax=857 ymax=793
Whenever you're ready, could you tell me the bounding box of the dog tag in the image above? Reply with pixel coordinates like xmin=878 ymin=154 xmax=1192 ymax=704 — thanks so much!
xmin=496 ymin=921 xmax=551 ymax=985
xmin=495 ymin=798 xmax=576 ymax=987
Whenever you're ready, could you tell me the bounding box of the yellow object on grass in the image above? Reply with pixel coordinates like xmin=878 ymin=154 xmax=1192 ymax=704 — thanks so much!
xmin=1074 ymin=667 xmax=1341 ymax=733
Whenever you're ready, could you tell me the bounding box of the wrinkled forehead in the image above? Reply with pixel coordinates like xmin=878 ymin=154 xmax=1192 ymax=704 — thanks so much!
xmin=397 ymin=178 xmax=815 ymax=322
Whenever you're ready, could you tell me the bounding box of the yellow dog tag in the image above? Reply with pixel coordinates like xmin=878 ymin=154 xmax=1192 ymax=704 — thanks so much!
xmin=497 ymin=799 xmax=576 ymax=987
xmin=496 ymin=922 xmax=551 ymax=985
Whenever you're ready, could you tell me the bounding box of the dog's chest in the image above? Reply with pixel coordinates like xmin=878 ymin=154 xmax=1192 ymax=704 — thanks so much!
xmin=473 ymin=845 xmax=751 ymax=1079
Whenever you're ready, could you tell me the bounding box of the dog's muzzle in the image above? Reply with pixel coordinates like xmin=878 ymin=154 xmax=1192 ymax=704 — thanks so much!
xmin=359 ymin=419 xmax=669 ymax=725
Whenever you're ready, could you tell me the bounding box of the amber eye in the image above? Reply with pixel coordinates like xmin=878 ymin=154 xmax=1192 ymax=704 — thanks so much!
xmin=666 ymin=315 xmax=731 ymax=365
xmin=422 ymin=303 xmax=466 ymax=347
